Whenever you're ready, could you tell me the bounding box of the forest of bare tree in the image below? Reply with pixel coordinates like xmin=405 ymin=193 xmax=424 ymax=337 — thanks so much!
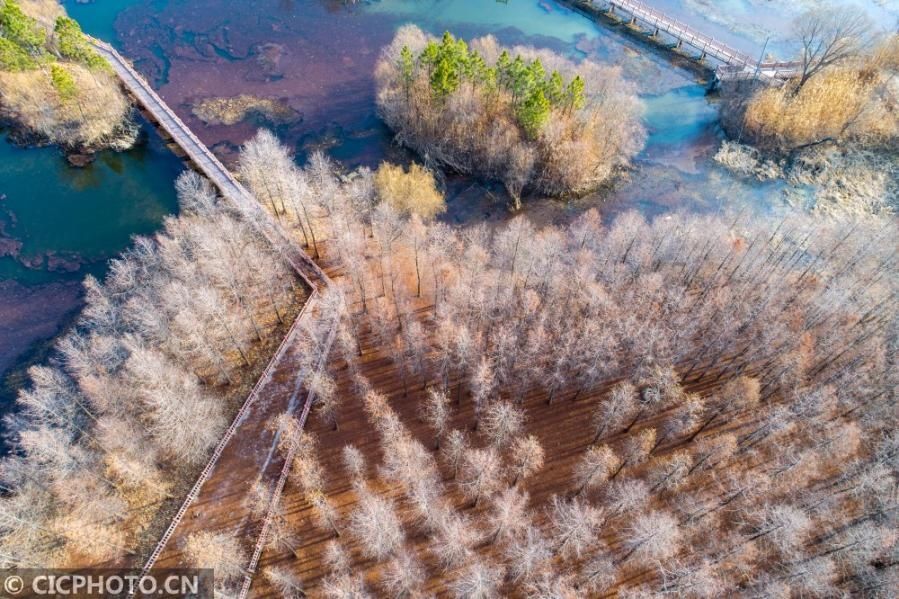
xmin=0 ymin=171 xmax=307 ymax=567
xmin=231 ymin=132 xmax=897 ymax=598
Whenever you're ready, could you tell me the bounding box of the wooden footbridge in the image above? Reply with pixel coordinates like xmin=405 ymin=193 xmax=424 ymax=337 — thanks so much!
xmin=88 ymin=37 xmax=329 ymax=289
xmin=87 ymin=37 xmax=340 ymax=599
xmin=590 ymin=0 xmax=801 ymax=83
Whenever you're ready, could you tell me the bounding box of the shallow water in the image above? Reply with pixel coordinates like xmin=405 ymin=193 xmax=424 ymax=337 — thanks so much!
xmin=0 ymin=122 xmax=182 ymax=402
xmin=1 ymin=0 xmax=891 ymax=396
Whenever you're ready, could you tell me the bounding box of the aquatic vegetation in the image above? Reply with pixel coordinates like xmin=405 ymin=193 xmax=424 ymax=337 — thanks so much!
xmin=375 ymin=26 xmax=645 ymax=208
xmin=192 ymin=94 xmax=300 ymax=127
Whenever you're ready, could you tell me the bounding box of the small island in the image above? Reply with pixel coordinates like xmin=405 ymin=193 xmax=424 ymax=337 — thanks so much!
xmin=376 ymin=26 xmax=645 ymax=208
xmin=0 ymin=0 xmax=133 ymax=156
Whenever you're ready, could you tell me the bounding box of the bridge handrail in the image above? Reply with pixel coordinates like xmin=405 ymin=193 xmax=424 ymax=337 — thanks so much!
xmin=88 ymin=37 xmax=331 ymax=290
xmin=87 ymin=36 xmax=341 ymax=592
xmin=135 ymin=293 xmax=316 ymax=578
xmin=604 ymin=0 xmax=754 ymax=65
xmin=235 ymin=296 xmax=342 ymax=599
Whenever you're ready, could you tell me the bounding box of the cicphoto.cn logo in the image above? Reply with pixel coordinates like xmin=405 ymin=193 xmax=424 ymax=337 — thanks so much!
xmin=0 ymin=569 xmax=213 ymax=598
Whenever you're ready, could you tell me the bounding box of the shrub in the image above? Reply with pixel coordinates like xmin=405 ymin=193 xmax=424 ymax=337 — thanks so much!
xmin=737 ymin=64 xmax=896 ymax=151
xmin=0 ymin=35 xmax=34 ymax=70
xmin=53 ymin=16 xmax=106 ymax=70
xmin=374 ymin=161 xmax=445 ymax=220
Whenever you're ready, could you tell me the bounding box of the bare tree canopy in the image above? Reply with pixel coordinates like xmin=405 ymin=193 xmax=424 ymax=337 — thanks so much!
xmin=794 ymin=7 xmax=873 ymax=88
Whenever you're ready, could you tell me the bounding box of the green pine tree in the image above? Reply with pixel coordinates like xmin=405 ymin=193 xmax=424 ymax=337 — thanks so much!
xmin=496 ymin=50 xmax=512 ymax=87
xmin=508 ymin=55 xmax=531 ymax=100
xmin=399 ymin=45 xmax=414 ymax=93
xmin=565 ymin=75 xmax=586 ymax=113
xmin=544 ymin=70 xmax=565 ymax=106
xmin=517 ymin=87 xmax=551 ymax=138
xmin=54 ymin=16 xmax=106 ymax=69
xmin=527 ymin=59 xmax=545 ymax=85
xmin=0 ymin=35 xmax=35 ymax=70
xmin=430 ymin=56 xmax=459 ymax=98
xmin=421 ymin=40 xmax=440 ymax=72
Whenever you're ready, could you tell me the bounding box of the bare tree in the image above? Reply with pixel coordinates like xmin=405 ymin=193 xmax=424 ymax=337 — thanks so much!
xmin=422 ymin=387 xmax=452 ymax=449
xmin=480 ymin=401 xmax=525 ymax=448
xmin=592 ymin=382 xmax=638 ymax=443
xmin=470 ymin=357 xmax=496 ymax=427
xmin=348 ymin=490 xmax=405 ymax=561
xmin=794 ymin=7 xmax=872 ymax=88
xmin=459 ymin=447 xmax=503 ymax=507
xmin=549 ymin=495 xmax=604 ymax=560
xmin=184 ymin=531 xmax=247 ymax=588
xmin=573 ymin=445 xmax=619 ymax=496
xmin=443 ymin=429 xmax=468 ymax=479
xmin=432 ymin=512 xmax=478 ymax=569
xmin=524 ymin=573 xmax=580 ymax=599
xmin=486 ymin=486 xmax=530 ymax=544
xmin=509 ymin=435 xmax=545 ymax=486
xmin=380 ymin=549 xmax=426 ymax=598
xmin=612 ymin=428 xmax=656 ymax=479
xmin=264 ymin=566 xmax=306 ymax=598
xmin=312 ymin=372 xmax=340 ymax=431
xmin=451 ymin=561 xmax=504 ymax=599
xmin=309 ymin=491 xmax=342 ymax=538
xmin=267 ymin=514 xmax=300 ymax=556
xmin=579 ymin=553 xmax=616 ymax=594
xmin=620 ymin=510 xmax=681 ymax=564
xmin=342 ymin=445 xmax=366 ymax=486
xmin=504 ymin=525 xmax=552 ymax=584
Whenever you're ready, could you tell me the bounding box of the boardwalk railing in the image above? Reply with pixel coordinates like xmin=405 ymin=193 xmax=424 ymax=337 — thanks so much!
xmin=237 ymin=300 xmax=342 ymax=599
xmin=87 ymin=37 xmax=329 ymax=289
xmin=601 ymin=0 xmax=754 ymax=66
xmin=86 ymin=37 xmax=341 ymax=591
xmin=592 ymin=0 xmax=801 ymax=83
xmin=135 ymin=297 xmax=315 ymax=579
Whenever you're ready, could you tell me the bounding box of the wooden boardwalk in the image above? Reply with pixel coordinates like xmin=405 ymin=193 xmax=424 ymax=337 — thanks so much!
xmin=87 ymin=38 xmax=340 ymax=598
xmin=593 ymin=0 xmax=801 ymax=82
xmin=88 ymin=37 xmax=329 ymax=289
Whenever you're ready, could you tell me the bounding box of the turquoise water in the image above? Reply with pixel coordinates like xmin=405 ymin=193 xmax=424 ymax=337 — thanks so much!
xmin=0 ymin=126 xmax=181 ymax=282
xmin=367 ymin=0 xmax=600 ymax=42
xmin=0 ymin=127 xmax=182 ymax=284
xmin=0 ymin=119 xmax=183 ymax=401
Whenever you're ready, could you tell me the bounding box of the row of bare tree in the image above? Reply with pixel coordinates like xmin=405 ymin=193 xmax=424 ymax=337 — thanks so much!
xmin=0 ymin=172 xmax=303 ymax=567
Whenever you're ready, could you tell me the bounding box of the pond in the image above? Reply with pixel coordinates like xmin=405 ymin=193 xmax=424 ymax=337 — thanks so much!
xmin=2 ymin=0 xmax=894 ymax=409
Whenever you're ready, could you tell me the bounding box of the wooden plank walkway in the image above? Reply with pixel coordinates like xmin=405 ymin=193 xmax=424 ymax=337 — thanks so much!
xmin=86 ymin=37 xmax=342 ymax=596
xmin=594 ymin=0 xmax=801 ymax=82
xmin=88 ymin=37 xmax=329 ymax=289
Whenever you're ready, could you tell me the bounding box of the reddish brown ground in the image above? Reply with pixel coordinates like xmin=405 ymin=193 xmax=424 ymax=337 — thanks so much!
xmin=245 ymin=275 xmax=754 ymax=597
